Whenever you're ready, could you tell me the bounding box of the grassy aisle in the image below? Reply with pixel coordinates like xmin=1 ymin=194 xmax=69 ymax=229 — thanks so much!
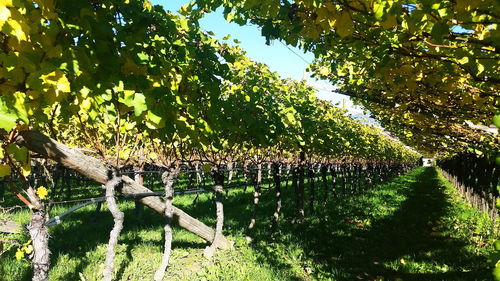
xmin=0 ymin=167 xmax=496 ymax=280
xmin=309 ymin=167 xmax=496 ymax=280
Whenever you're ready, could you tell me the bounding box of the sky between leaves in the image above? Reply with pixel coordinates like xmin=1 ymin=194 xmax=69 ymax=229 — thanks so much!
xmin=152 ymin=0 xmax=365 ymax=115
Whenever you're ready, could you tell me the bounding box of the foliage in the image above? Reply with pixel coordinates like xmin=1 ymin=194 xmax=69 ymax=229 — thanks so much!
xmin=0 ymin=0 xmax=418 ymax=189
xmin=193 ymin=0 xmax=499 ymax=157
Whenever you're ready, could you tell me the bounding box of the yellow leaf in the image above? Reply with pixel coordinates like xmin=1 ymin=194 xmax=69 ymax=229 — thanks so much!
xmin=380 ymin=15 xmax=397 ymax=29
xmin=476 ymin=61 xmax=484 ymax=75
xmin=36 ymin=186 xmax=48 ymax=199
xmin=81 ymin=98 xmax=91 ymax=110
xmin=6 ymin=18 xmax=29 ymax=41
xmin=22 ymin=245 xmax=33 ymax=254
xmin=327 ymin=17 xmax=336 ymax=28
xmin=0 ymin=6 xmax=11 ymax=26
xmin=175 ymin=95 xmax=183 ymax=105
xmin=21 ymin=161 xmax=30 ymax=177
xmin=80 ymin=87 xmax=90 ymax=98
xmin=319 ymin=66 xmax=330 ymax=76
xmin=41 ymin=70 xmax=71 ymax=96
xmin=0 ymin=164 xmax=11 ymax=177
xmin=143 ymin=0 xmax=152 ymax=11
xmin=120 ymin=148 xmax=131 ymax=160
xmin=56 ymin=75 xmax=70 ymax=93
xmin=0 ymin=0 xmax=14 ymax=7
xmin=335 ymin=11 xmax=354 ymax=37
xmin=15 ymin=248 xmax=24 ymax=260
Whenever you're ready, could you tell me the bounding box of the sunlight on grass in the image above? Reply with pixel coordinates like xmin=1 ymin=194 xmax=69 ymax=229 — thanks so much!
xmin=0 ymin=167 xmax=496 ymax=280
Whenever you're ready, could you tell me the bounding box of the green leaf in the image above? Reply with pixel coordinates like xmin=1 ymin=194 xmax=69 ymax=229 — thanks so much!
xmin=148 ymin=111 xmax=162 ymax=125
xmin=476 ymin=61 xmax=485 ymax=75
xmin=132 ymin=93 xmax=147 ymax=117
xmin=494 ymin=240 xmax=500 ymax=251
xmin=7 ymin=143 xmax=29 ymax=163
xmin=137 ymin=52 xmax=149 ymax=63
xmin=493 ymin=264 xmax=500 ymax=281
xmin=431 ymin=22 xmax=449 ymax=41
xmin=493 ymin=113 xmax=500 ymax=128
xmin=13 ymin=92 xmax=28 ymax=124
xmin=0 ymin=96 xmax=22 ymax=132
xmin=178 ymin=17 xmax=189 ymax=30
xmin=0 ymin=110 xmax=18 ymax=132
xmin=458 ymin=56 xmax=469 ymax=64
xmin=373 ymin=3 xmax=385 ymax=20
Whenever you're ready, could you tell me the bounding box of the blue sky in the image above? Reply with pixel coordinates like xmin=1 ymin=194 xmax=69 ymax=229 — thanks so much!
xmin=153 ymin=0 xmax=313 ymax=80
xmin=151 ymin=0 xmax=360 ymax=111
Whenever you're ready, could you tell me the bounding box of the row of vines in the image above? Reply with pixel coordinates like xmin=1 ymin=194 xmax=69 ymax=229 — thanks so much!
xmin=0 ymin=0 xmax=498 ymax=280
xmin=187 ymin=0 xmax=500 ymax=277
xmin=0 ymin=0 xmax=420 ymax=280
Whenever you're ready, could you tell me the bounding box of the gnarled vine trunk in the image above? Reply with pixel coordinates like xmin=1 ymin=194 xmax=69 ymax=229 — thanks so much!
xmin=204 ymin=169 xmax=229 ymax=258
xmin=103 ymin=172 xmax=124 ymax=281
xmin=321 ymin=164 xmax=328 ymax=205
xmin=272 ymin=162 xmax=282 ymax=231
xmin=133 ymin=165 xmax=144 ymax=218
xmin=154 ymin=169 xmax=179 ymax=281
xmin=28 ymin=208 xmax=50 ymax=281
xmin=330 ymin=165 xmax=337 ymax=198
xmin=243 ymin=162 xmax=250 ymax=192
xmin=248 ymin=163 xmax=262 ymax=231
xmin=291 ymin=165 xmax=299 ymax=219
xmin=308 ymin=166 xmax=315 ymax=213
xmin=295 ymin=151 xmax=305 ymax=221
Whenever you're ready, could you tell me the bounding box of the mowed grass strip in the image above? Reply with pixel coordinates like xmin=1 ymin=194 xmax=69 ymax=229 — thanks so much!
xmin=0 ymin=167 xmax=496 ymax=280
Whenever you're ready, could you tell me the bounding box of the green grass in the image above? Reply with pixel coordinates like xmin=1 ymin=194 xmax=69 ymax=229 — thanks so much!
xmin=0 ymin=167 xmax=496 ymax=280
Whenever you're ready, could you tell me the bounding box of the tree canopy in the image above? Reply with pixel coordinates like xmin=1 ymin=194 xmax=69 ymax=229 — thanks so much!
xmin=192 ymin=0 xmax=499 ymax=157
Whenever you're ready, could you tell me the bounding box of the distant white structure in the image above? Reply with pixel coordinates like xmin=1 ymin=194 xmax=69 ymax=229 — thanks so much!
xmin=422 ymin=158 xmax=434 ymax=167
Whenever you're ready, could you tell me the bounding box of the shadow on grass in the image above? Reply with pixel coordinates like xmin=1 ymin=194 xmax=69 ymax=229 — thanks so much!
xmin=239 ymin=167 xmax=490 ymax=281
xmin=31 ymin=167 xmax=491 ymax=280
xmin=45 ymin=204 xmax=212 ymax=280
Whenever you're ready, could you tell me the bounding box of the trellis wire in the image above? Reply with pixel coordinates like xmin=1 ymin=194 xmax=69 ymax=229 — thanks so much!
xmin=4 ymin=162 xmax=411 ymax=228
xmin=43 ymin=166 xmax=298 ymax=227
